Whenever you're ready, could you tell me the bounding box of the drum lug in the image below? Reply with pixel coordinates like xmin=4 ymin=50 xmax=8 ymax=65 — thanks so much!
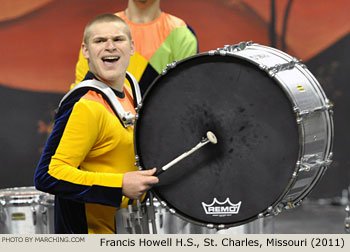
xmin=262 ymin=206 xmax=274 ymax=218
xmin=293 ymin=106 xmax=304 ymax=124
xmin=166 ymin=61 xmax=177 ymax=69
xmin=267 ymin=58 xmax=301 ymax=77
xmin=299 ymin=105 xmax=332 ymax=117
xmin=298 ymin=154 xmax=333 ymax=172
xmin=302 ymin=154 xmax=320 ymax=163
xmin=294 ymin=100 xmax=334 ymax=124
xmin=293 ymin=106 xmax=301 ymax=113
xmin=259 ymin=64 xmax=268 ymax=71
xmin=161 ymin=60 xmax=177 ymax=75
xmin=267 ymin=204 xmax=284 ymax=216
xmin=266 ymin=206 xmax=280 ymax=216
xmin=219 ymin=50 xmax=227 ymax=56
xmin=219 ymin=41 xmax=253 ymax=52
xmin=299 ymin=163 xmax=313 ymax=172
xmin=314 ymin=100 xmax=334 ymax=114
xmin=162 ymin=61 xmax=178 ymax=75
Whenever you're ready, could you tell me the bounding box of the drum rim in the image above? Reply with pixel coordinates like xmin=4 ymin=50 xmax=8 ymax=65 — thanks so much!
xmin=0 ymin=186 xmax=54 ymax=206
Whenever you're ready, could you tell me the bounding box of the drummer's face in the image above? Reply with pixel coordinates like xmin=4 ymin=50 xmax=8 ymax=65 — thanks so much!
xmin=82 ymin=21 xmax=134 ymax=88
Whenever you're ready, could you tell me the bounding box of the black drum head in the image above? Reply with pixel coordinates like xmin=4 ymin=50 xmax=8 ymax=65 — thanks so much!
xmin=135 ymin=53 xmax=299 ymax=227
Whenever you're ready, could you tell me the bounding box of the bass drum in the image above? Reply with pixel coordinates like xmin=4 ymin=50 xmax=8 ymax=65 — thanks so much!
xmin=0 ymin=187 xmax=54 ymax=234
xmin=134 ymin=42 xmax=333 ymax=229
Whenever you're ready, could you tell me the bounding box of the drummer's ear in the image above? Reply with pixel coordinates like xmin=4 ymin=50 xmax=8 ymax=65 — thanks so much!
xmin=82 ymin=43 xmax=89 ymax=60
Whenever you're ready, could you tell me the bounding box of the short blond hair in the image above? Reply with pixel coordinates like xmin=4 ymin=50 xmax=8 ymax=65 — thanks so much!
xmin=83 ymin=13 xmax=132 ymax=44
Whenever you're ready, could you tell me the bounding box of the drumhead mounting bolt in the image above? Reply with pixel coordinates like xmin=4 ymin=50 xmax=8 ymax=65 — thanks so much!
xmin=218 ymin=224 xmax=225 ymax=230
xmin=206 ymin=224 xmax=214 ymax=229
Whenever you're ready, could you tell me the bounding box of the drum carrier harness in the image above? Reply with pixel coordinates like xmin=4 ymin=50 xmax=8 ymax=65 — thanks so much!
xmin=58 ymin=72 xmax=142 ymax=128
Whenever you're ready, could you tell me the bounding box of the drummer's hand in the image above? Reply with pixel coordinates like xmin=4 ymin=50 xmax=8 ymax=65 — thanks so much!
xmin=122 ymin=168 xmax=159 ymax=200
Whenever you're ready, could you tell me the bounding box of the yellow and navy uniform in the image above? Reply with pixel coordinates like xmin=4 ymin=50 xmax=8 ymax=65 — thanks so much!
xmin=34 ymin=72 xmax=137 ymax=234
xmin=75 ymin=11 xmax=198 ymax=95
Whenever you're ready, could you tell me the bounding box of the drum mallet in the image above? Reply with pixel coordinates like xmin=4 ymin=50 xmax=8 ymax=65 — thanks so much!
xmin=155 ymin=131 xmax=218 ymax=176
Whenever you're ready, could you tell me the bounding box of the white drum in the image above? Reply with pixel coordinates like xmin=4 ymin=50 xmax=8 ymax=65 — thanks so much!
xmin=0 ymin=186 xmax=54 ymax=234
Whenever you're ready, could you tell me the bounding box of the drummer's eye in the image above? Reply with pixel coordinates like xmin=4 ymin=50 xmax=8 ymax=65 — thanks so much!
xmin=113 ymin=36 xmax=125 ymax=42
xmin=93 ymin=37 xmax=106 ymax=44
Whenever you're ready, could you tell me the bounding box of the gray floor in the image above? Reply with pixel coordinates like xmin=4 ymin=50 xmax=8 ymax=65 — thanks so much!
xmin=273 ymin=198 xmax=349 ymax=234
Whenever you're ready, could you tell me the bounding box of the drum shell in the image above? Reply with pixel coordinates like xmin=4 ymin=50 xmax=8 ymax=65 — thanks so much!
xmin=0 ymin=187 xmax=54 ymax=234
xmin=231 ymin=44 xmax=334 ymax=205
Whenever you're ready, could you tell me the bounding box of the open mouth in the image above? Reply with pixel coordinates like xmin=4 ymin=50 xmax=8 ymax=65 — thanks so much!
xmin=102 ymin=56 xmax=120 ymax=64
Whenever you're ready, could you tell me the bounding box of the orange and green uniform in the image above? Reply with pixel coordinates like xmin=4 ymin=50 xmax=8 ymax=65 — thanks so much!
xmin=34 ymin=72 xmax=137 ymax=234
xmin=75 ymin=12 xmax=198 ymax=95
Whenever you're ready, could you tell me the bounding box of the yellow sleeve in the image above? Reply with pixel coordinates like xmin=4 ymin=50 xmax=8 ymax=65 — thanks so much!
xmin=48 ymin=99 xmax=124 ymax=188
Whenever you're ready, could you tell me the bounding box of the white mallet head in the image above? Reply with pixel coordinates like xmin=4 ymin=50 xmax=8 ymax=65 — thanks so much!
xmin=206 ymin=131 xmax=218 ymax=144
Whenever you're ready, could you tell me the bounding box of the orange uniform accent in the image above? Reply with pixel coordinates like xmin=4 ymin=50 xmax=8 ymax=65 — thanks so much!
xmin=116 ymin=11 xmax=187 ymax=61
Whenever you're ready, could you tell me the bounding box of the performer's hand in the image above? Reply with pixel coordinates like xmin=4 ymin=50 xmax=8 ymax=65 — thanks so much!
xmin=122 ymin=168 xmax=159 ymax=199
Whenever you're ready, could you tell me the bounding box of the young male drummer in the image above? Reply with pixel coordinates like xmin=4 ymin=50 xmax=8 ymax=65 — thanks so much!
xmin=34 ymin=14 xmax=159 ymax=234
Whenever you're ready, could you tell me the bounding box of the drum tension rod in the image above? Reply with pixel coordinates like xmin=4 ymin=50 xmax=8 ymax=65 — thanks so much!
xmin=267 ymin=58 xmax=302 ymax=77
xmin=155 ymin=131 xmax=218 ymax=176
